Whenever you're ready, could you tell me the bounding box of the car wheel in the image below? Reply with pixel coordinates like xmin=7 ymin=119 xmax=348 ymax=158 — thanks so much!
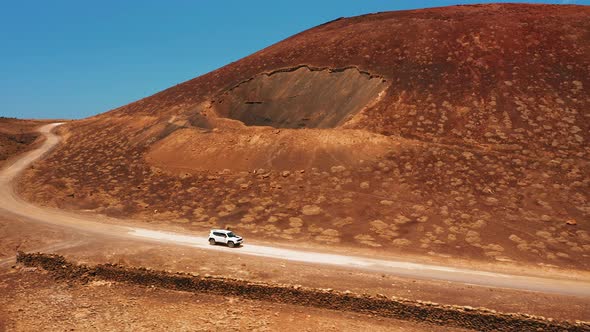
xmin=209 ymin=238 xmax=216 ymax=245
xmin=228 ymin=241 xmax=235 ymax=248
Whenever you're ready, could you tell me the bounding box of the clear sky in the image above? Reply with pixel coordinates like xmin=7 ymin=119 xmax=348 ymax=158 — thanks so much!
xmin=1 ymin=0 xmax=587 ymax=119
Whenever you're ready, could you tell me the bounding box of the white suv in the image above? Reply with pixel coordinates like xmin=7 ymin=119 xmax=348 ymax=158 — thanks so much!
xmin=208 ymin=229 xmax=243 ymax=248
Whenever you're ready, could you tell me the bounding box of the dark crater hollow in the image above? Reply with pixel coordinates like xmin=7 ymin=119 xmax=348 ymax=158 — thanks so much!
xmin=214 ymin=66 xmax=388 ymax=129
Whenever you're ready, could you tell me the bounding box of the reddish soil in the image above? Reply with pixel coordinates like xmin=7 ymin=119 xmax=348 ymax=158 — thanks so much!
xmin=0 ymin=266 xmax=467 ymax=332
xmin=0 ymin=118 xmax=50 ymax=168
xmin=0 ymin=211 xmax=587 ymax=330
xmin=214 ymin=66 xmax=388 ymax=129
xmin=0 ymin=213 xmax=78 ymax=261
xmin=14 ymin=252 xmax=589 ymax=332
xmin=17 ymin=4 xmax=590 ymax=271
xmin=146 ymin=127 xmax=397 ymax=171
xmin=53 ymin=239 xmax=590 ymax=322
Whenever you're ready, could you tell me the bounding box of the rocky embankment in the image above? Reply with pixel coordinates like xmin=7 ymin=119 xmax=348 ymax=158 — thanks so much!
xmin=17 ymin=252 xmax=590 ymax=332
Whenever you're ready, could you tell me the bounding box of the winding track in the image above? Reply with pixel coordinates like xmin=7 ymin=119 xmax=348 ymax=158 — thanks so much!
xmin=1 ymin=123 xmax=590 ymax=297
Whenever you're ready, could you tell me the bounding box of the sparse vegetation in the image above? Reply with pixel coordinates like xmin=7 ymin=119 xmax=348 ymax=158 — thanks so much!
xmin=15 ymin=4 xmax=590 ymax=270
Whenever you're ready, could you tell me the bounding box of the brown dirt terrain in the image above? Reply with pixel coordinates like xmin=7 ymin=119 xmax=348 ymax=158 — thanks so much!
xmin=214 ymin=66 xmax=388 ymax=129
xmin=17 ymin=4 xmax=590 ymax=271
xmin=0 ymin=214 xmax=79 ymax=262
xmin=0 ymin=266 xmax=467 ymax=332
xmin=0 ymin=210 xmax=587 ymax=330
xmin=146 ymin=127 xmax=397 ymax=171
xmin=0 ymin=118 xmax=49 ymax=168
xmin=11 ymin=253 xmax=590 ymax=332
xmin=49 ymin=238 xmax=590 ymax=322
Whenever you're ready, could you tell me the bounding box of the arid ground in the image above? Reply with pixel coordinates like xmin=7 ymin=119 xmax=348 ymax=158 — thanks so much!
xmin=1 ymin=3 xmax=590 ymax=331
xmin=17 ymin=4 xmax=590 ymax=270
xmin=1 ymin=215 xmax=588 ymax=331
xmin=0 ymin=117 xmax=51 ymax=169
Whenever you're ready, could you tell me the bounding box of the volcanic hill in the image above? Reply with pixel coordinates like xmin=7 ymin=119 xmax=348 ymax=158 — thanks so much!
xmin=0 ymin=118 xmax=50 ymax=168
xmin=18 ymin=4 xmax=590 ymax=268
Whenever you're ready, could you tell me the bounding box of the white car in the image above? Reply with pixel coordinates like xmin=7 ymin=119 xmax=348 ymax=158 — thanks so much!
xmin=208 ymin=229 xmax=243 ymax=248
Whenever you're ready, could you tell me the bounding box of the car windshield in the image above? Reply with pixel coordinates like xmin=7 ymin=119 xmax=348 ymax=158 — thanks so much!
xmin=227 ymin=232 xmax=237 ymax=237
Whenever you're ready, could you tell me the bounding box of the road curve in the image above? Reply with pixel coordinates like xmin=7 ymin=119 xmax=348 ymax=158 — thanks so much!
xmin=1 ymin=123 xmax=590 ymax=297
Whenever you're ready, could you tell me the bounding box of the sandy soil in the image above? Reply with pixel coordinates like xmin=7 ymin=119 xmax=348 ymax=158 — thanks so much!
xmin=0 ymin=207 xmax=588 ymax=324
xmin=0 ymin=213 xmax=82 ymax=266
xmin=1 ymin=266 xmax=467 ymax=332
xmin=0 ymin=117 xmax=50 ymax=169
xmin=17 ymin=4 xmax=590 ymax=272
xmin=54 ymin=238 xmax=590 ymax=322
xmin=2 ymin=4 xmax=590 ymax=330
xmin=0 ymin=205 xmax=587 ymax=330
xmin=17 ymin=117 xmax=590 ymax=272
xmin=4 ymin=125 xmax=590 ymax=300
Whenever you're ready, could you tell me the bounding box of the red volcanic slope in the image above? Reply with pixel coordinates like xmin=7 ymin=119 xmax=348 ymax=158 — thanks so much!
xmin=18 ymin=4 xmax=590 ymax=269
xmin=101 ymin=3 xmax=589 ymax=156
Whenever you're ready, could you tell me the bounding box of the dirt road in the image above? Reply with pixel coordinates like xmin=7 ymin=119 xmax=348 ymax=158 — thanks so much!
xmin=1 ymin=123 xmax=590 ymax=297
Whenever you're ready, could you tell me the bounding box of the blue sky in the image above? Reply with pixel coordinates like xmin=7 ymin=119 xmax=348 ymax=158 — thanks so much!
xmin=1 ymin=0 xmax=587 ymax=119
